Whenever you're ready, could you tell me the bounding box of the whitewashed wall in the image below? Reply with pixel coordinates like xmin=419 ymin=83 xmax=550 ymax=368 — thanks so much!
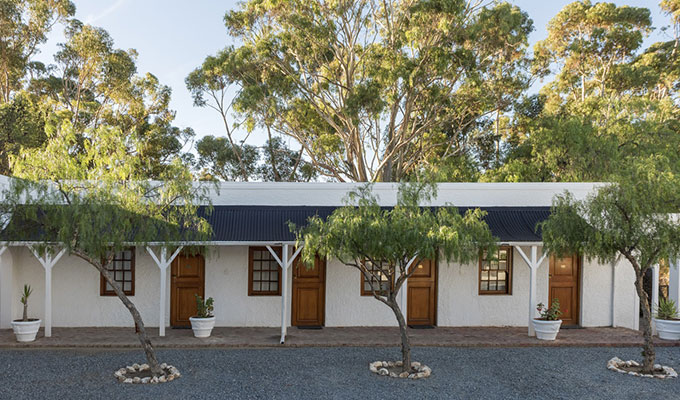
xmin=0 ymin=245 xmax=637 ymax=329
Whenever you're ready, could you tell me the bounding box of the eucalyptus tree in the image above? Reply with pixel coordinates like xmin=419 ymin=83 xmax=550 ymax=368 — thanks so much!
xmin=490 ymin=0 xmax=680 ymax=183
xmin=25 ymin=20 xmax=194 ymax=178
xmin=0 ymin=0 xmax=75 ymax=103
xmin=198 ymin=0 xmax=533 ymax=182
xmin=540 ymin=159 xmax=680 ymax=374
xmin=1 ymin=122 xmax=212 ymax=377
xmin=295 ymin=183 xmax=495 ymax=372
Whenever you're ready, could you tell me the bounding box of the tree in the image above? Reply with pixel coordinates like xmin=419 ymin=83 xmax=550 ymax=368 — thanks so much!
xmin=24 ymin=20 xmax=194 ymax=178
xmin=540 ymin=158 xmax=680 ymax=374
xmin=489 ymin=1 xmax=680 ymax=183
xmin=294 ymin=183 xmax=495 ymax=372
xmin=212 ymin=0 xmax=533 ymax=182
xmin=0 ymin=0 xmax=75 ymax=103
xmin=1 ymin=122 xmax=212 ymax=377
xmin=0 ymin=91 xmax=47 ymax=174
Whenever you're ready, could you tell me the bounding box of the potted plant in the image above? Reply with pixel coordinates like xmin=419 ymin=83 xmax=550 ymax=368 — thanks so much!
xmin=10 ymin=285 xmax=42 ymax=342
xmin=654 ymin=298 xmax=680 ymax=340
xmin=532 ymin=298 xmax=563 ymax=341
xmin=189 ymin=294 xmax=215 ymax=338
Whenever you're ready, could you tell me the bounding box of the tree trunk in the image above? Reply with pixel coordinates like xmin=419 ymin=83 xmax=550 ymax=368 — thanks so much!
xmin=387 ymin=298 xmax=411 ymax=373
xmin=635 ymin=274 xmax=656 ymax=373
xmin=77 ymin=253 xmax=164 ymax=376
xmin=22 ymin=303 xmax=28 ymax=321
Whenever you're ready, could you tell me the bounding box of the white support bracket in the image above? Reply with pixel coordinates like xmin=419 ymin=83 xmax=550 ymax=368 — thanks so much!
xmin=514 ymin=245 xmax=547 ymax=337
xmin=28 ymin=245 xmax=66 ymax=337
xmin=267 ymin=244 xmax=303 ymax=344
xmin=147 ymin=246 xmax=183 ymax=337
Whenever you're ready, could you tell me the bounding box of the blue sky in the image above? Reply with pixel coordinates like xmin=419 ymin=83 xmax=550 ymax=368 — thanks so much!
xmin=37 ymin=1 xmax=673 ymax=150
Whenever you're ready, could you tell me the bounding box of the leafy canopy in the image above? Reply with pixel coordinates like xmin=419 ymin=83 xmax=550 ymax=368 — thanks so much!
xmin=2 ymin=122 xmax=212 ymax=259
xmin=540 ymin=157 xmax=680 ymax=272
xmin=295 ymin=183 xmax=496 ymax=273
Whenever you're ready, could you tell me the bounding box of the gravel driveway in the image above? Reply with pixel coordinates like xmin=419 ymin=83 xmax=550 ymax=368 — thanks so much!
xmin=0 ymin=346 xmax=678 ymax=399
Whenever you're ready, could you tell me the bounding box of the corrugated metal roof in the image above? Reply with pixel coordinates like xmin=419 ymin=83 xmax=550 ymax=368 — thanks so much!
xmin=200 ymin=206 xmax=550 ymax=243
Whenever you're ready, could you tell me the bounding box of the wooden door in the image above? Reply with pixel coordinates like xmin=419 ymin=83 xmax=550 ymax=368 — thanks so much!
xmin=549 ymin=255 xmax=580 ymax=327
xmin=170 ymin=254 xmax=205 ymax=327
xmin=291 ymin=256 xmax=326 ymax=327
xmin=407 ymin=259 xmax=437 ymax=326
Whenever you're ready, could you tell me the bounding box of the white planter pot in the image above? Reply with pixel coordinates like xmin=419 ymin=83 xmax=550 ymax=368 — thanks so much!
xmin=532 ymin=319 xmax=562 ymax=341
xmin=654 ymin=318 xmax=680 ymax=341
xmin=189 ymin=316 xmax=216 ymax=338
xmin=11 ymin=319 xmax=41 ymax=342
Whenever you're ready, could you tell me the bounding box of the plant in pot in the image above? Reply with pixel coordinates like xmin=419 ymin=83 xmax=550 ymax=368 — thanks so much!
xmin=11 ymin=284 xmax=42 ymax=342
xmin=654 ymin=298 xmax=680 ymax=340
xmin=189 ymin=294 xmax=215 ymax=338
xmin=532 ymin=298 xmax=563 ymax=341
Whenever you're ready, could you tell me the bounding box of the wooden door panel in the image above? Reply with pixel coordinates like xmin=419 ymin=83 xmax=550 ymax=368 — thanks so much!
xmin=295 ymin=287 xmax=320 ymax=322
xmin=292 ymin=256 xmax=326 ymax=327
xmin=170 ymin=254 xmax=205 ymax=327
xmin=549 ymin=255 xmax=580 ymax=327
xmin=411 ymin=259 xmax=434 ymax=279
xmin=407 ymin=258 xmax=437 ymax=326
xmin=407 ymin=286 xmax=433 ymax=323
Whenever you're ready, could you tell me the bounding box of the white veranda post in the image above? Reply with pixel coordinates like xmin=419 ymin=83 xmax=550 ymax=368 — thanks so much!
xmin=28 ymin=246 xmax=66 ymax=337
xmin=147 ymin=246 xmax=184 ymax=337
xmin=514 ymin=245 xmax=548 ymax=337
xmin=399 ymin=256 xmax=419 ymax=321
xmin=266 ymin=244 xmax=303 ymax=344
xmin=669 ymin=257 xmax=680 ymax=307
xmin=652 ymin=263 xmax=660 ymax=335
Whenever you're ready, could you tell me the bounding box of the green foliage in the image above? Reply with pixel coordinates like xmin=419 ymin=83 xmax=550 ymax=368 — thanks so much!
xmin=1 ymin=122 xmax=212 ymax=260
xmin=655 ymin=298 xmax=679 ymax=320
xmin=540 ymin=158 xmax=680 ymax=267
xmin=207 ymin=0 xmax=534 ymax=181
xmin=194 ymin=295 xmax=214 ymax=318
xmin=294 ymin=182 xmax=496 ymax=297
xmin=536 ymin=299 xmax=562 ymax=321
xmin=0 ymin=0 xmax=75 ymax=102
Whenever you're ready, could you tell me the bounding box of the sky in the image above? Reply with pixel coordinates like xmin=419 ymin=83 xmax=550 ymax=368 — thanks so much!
xmin=36 ymin=1 xmax=674 ymax=151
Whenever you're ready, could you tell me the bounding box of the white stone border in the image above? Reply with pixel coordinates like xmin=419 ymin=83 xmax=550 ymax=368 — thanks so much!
xmin=114 ymin=363 xmax=181 ymax=384
xmin=369 ymin=361 xmax=432 ymax=379
xmin=607 ymin=357 xmax=677 ymax=379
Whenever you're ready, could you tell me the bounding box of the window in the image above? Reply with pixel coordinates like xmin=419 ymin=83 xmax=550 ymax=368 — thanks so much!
xmin=360 ymin=260 xmax=391 ymax=296
xmin=479 ymin=246 xmax=512 ymax=295
xmin=100 ymin=248 xmax=135 ymax=296
xmin=248 ymin=246 xmax=282 ymax=296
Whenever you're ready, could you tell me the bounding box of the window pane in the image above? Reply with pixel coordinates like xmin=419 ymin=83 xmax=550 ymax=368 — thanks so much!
xmin=106 ymin=282 xmax=113 ymax=291
xmin=123 ymin=282 xmax=131 ymax=292
xmin=123 ymin=261 xmax=131 ymax=270
xmin=481 ymin=271 xmax=489 ymax=281
xmin=497 ymin=281 xmax=506 ymax=291
xmin=490 ymin=271 xmax=497 ymax=280
xmin=482 ymin=262 xmax=490 ymax=271
xmin=498 ymin=261 xmax=506 ymax=270
xmin=253 ymin=271 xmax=261 ymax=281
xmin=270 ymin=282 xmax=277 ymax=292
xmin=253 ymin=282 xmax=261 ymax=291
xmin=488 ymin=281 xmax=497 ymax=291
xmin=271 ymin=271 xmax=278 ymax=281
xmin=124 ymin=271 xmax=132 ymax=281
xmin=498 ymin=271 xmax=506 ymax=281
xmin=481 ymin=281 xmax=488 ymax=291
xmin=499 ymin=250 xmax=507 ymax=260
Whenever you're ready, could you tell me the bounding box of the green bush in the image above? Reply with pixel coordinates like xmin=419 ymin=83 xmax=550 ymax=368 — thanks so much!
xmin=194 ymin=294 xmax=214 ymax=318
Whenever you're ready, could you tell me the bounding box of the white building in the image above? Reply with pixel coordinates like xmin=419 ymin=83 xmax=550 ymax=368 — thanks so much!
xmin=0 ymin=182 xmax=664 ymax=342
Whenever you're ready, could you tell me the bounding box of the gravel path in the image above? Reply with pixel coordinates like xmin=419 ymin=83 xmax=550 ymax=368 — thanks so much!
xmin=0 ymin=346 xmax=678 ymax=399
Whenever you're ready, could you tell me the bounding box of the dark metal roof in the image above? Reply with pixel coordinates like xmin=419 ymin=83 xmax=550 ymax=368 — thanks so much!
xmin=200 ymin=206 xmax=550 ymax=243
